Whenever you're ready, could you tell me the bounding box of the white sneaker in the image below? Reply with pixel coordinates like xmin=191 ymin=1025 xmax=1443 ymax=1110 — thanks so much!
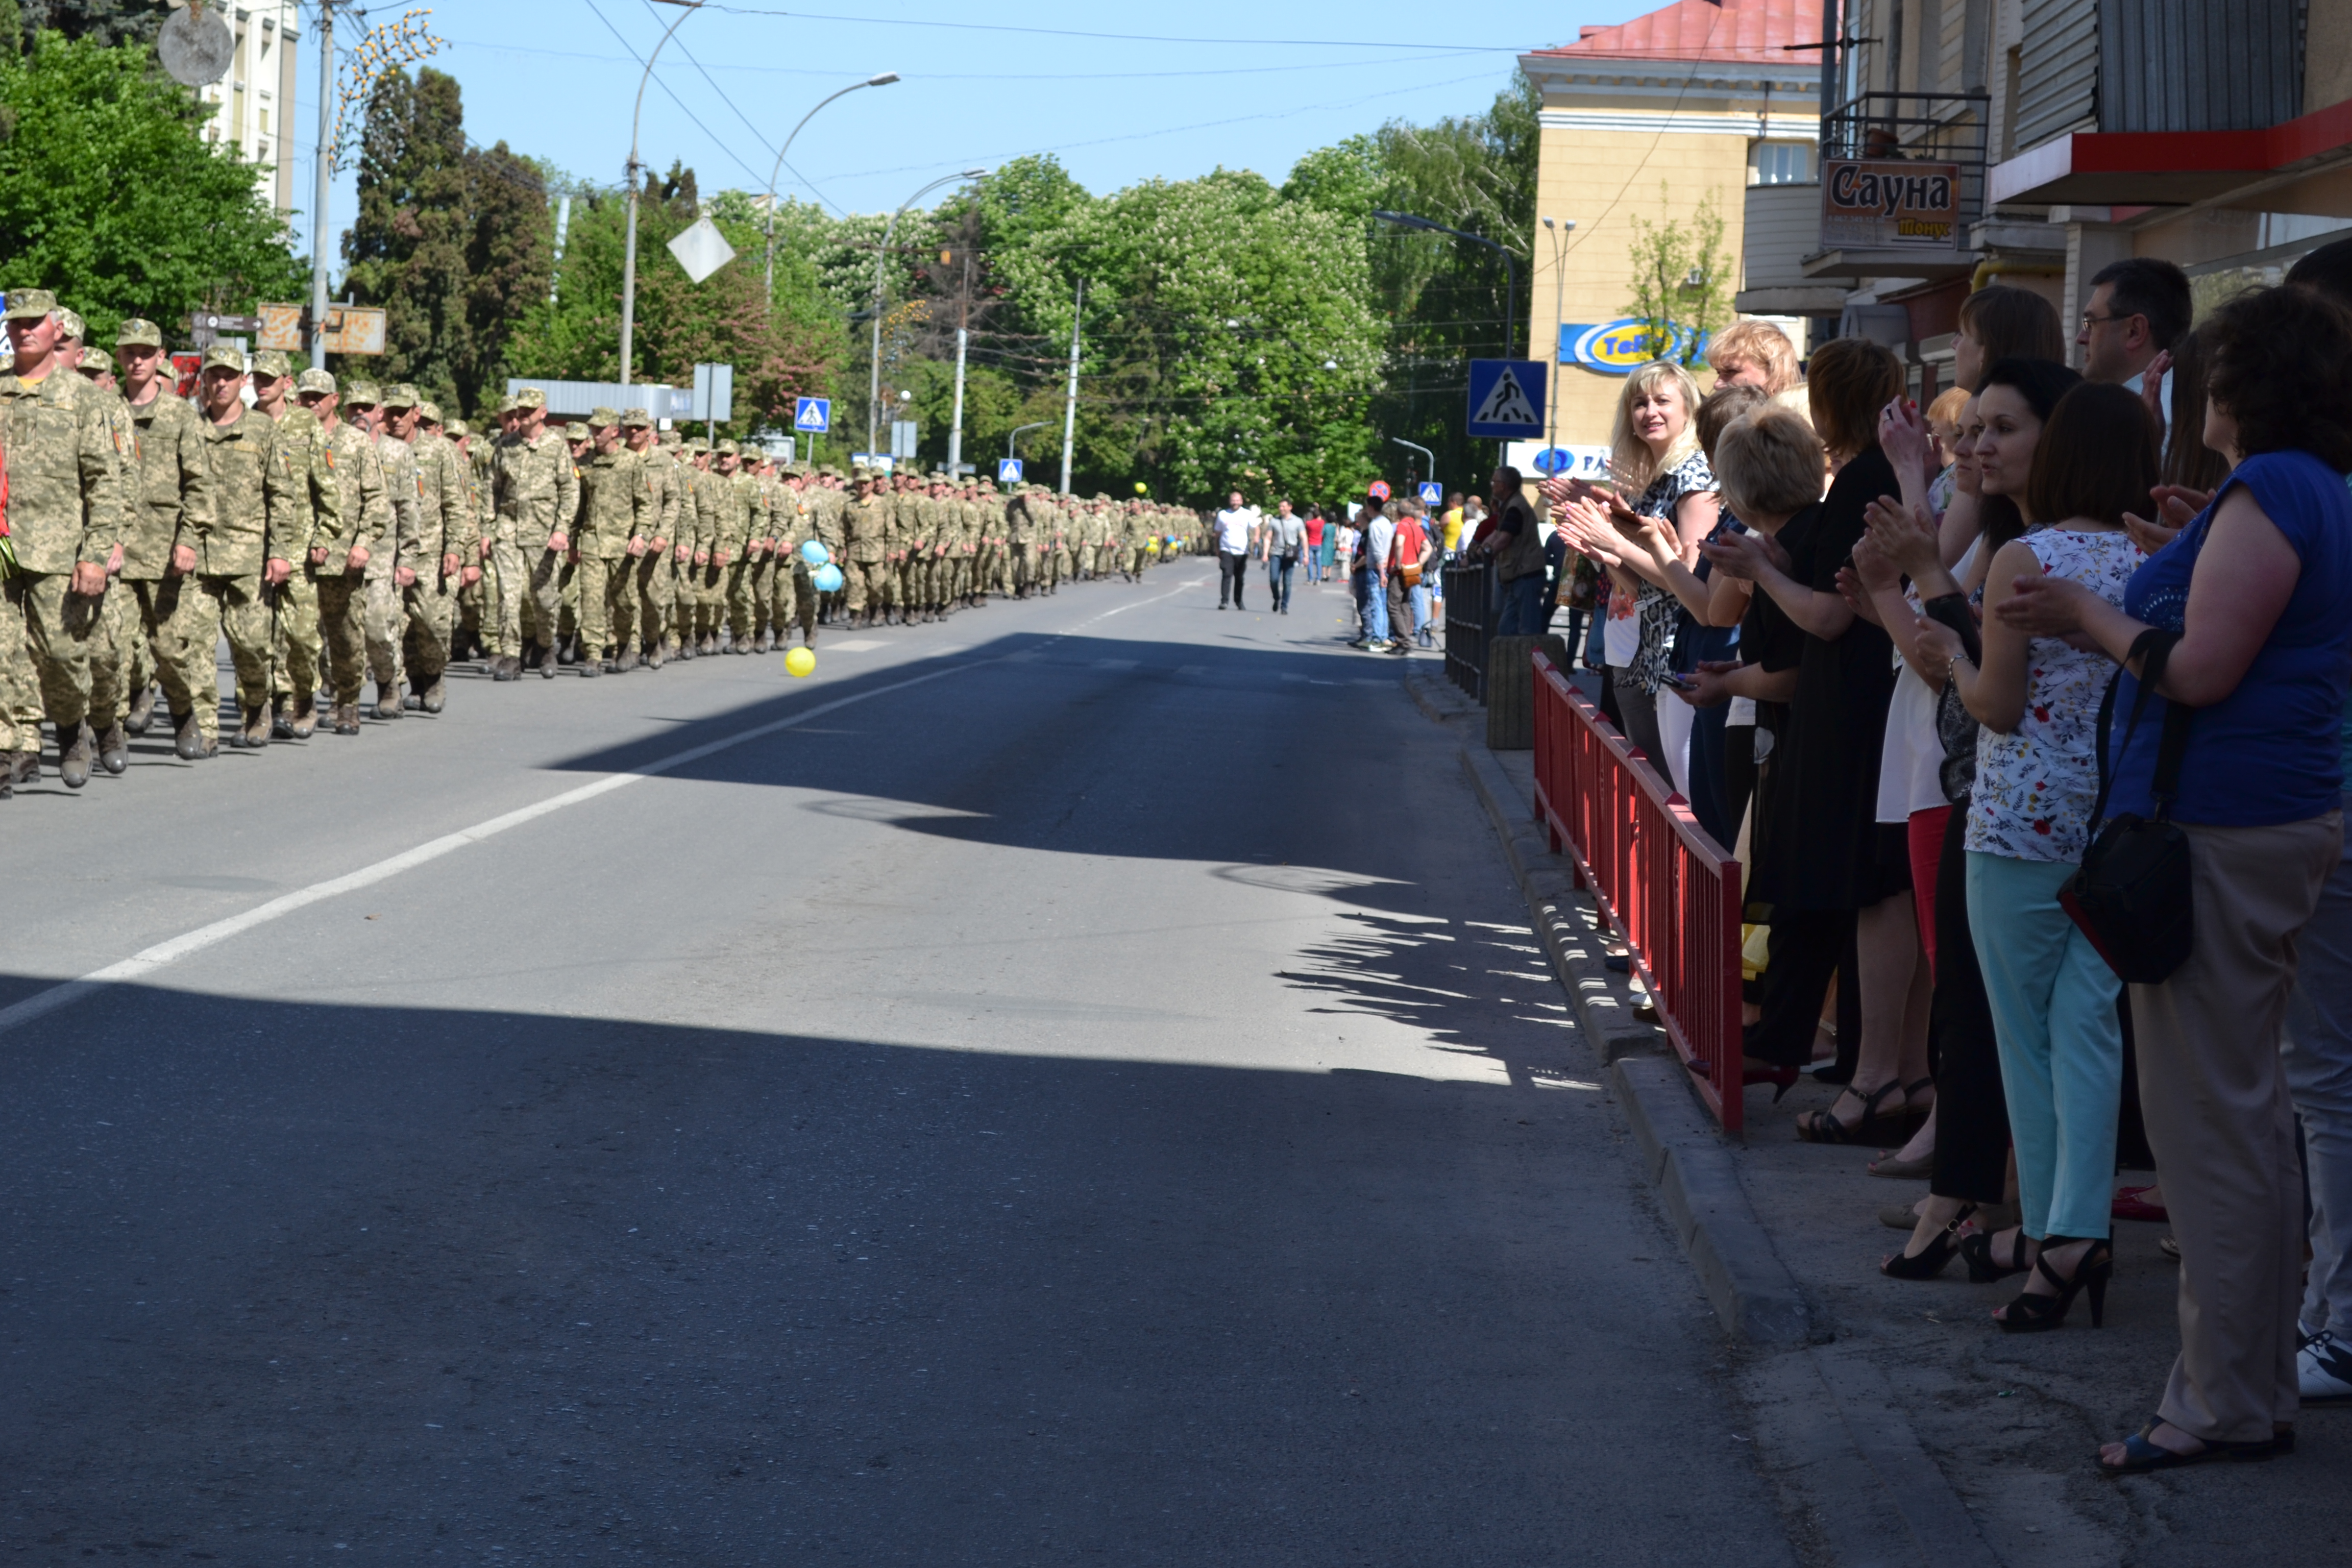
xmin=2298 ymin=1325 xmax=2352 ymax=1404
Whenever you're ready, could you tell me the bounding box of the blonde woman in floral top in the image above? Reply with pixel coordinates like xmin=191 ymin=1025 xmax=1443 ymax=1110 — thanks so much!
xmin=1913 ymin=373 xmax=2155 ymax=1334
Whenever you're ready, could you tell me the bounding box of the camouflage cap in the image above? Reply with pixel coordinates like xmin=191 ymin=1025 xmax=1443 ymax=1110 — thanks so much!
xmin=381 ymin=382 xmax=421 ymax=409
xmin=76 ymin=356 xmax=110 ymax=378
xmin=296 ymin=367 xmax=337 ymax=396
xmin=343 ymin=380 xmax=383 ymax=407
xmin=512 ymin=386 xmax=546 ymax=410
xmin=3 ymin=287 xmax=58 ymax=321
xmin=418 ymin=400 xmax=443 ymax=425
xmin=658 ymin=427 xmax=682 ymax=446
xmin=715 ymin=438 xmax=739 ymax=456
xmin=55 ymin=306 xmax=86 ymax=341
xmin=445 ymin=418 xmax=469 ymax=438
xmin=621 ymin=407 xmax=653 ymax=429
xmin=115 ymin=317 xmax=163 ymax=349
xmin=587 ymin=405 xmax=621 ymax=428
xmin=251 ymin=348 xmax=293 ymax=379
xmin=496 ymin=393 xmax=521 ymax=415
xmin=199 ymin=343 xmax=247 ymax=373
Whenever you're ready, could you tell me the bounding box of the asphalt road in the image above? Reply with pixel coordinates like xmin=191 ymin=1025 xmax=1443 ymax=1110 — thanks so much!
xmin=1 ymin=569 xmax=1800 ymax=1565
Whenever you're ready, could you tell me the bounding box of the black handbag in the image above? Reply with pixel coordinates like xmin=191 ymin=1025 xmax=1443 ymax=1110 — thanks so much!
xmin=2060 ymin=629 xmax=2194 ymax=984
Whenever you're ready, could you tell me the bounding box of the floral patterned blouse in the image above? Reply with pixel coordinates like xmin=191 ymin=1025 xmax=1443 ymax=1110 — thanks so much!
xmin=1626 ymin=449 xmax=1718 ymax=694
xmin=1964 ymin=527 xmax=2147 ymax=862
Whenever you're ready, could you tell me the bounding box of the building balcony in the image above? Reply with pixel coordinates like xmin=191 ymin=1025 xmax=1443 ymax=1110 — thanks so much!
xmin=1734 ymin=182 xmax=1848 ymax=314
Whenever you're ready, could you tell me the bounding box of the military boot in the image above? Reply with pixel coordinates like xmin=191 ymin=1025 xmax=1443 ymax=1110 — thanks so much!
xmin=12 ymin=751 xmax=37 ymax=785
xmin=291 ymin=693 xmax=318 ymax=739
xmin=422 ymin=677 xmax=447 ymax=714
xmin=98 ymin=722 xmax=130 ymax=775
xmin=375 ymin=681 xmax=405 ymax=719
xmin=173 ymin=710 xmax=204 ymax=761
xmin=59 ymin=722 xmax=94 ymax=789
xmin=616 ymin=650 xmax=640 ymax=673
xmin=272 ymin=694 xmax=297 ymax=740
xmin=122 ymin=686 xmax=158 ymax=737
xmin=234 ymin=705 xmax=271 ymax=750
xmin=333 ymin=701 xmax=362 ymax=736
xmin=539 ymin=641 xmax=559 ymax=679
xmin=578 ymin=658 xmax=602 ymax=679
xmin=491 ymin=653 xmax=518 ymax=682
xmin=644 ymin=646 xmax=664 ymax=670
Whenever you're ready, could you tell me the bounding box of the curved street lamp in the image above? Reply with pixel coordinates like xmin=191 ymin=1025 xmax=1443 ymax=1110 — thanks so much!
xmin=762 ymin=71 xmax=901 ymax=306
xmin=620 ymin=0 xmax=702 ymax=387
xmin=1371 ymin=209 xmax=1523 ymax=359
xmin=1006 ymin=421 xmax=1047 ymax=461
xmin=867 ymin=167 xmax=987 ymax=456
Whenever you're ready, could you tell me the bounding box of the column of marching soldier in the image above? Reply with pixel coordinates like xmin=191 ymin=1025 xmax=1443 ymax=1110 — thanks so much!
xmin=0 ymin=290 xmax=1213 ymax=800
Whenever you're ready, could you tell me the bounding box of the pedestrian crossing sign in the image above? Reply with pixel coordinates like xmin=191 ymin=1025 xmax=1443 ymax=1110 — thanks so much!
xmin=1465 ymin=359 xmax=1546 ymax=439
xmin=794 ymin=397 xmax=831 ymax=433
xmin=1417 ymin=482 xmax=1443 ymax=506
xmin=998 ymin=457 xmax=1024 ymax=483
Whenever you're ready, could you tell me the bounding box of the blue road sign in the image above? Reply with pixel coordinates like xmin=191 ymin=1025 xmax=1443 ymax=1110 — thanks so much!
xmin=793 ymin=396 xmax=831 ymax=433
xmin=997 ymin=457 xmax=1024 ymax=484
xmin=1465 ymin=358 xmax=1546 ymax=439
xmin=1417 ymin=482 xmax=1443 ymax=506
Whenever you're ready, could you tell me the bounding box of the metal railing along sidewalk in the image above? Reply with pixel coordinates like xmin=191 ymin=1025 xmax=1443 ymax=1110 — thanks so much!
xmin=1530 ymin=649 xmax=1745 ymax=1132
xmin=1440 ymin=558 xmax=1493 ymax=702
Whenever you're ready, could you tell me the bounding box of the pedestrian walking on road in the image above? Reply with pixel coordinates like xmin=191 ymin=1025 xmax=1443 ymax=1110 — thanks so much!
xmin=1261 ymin=500 xmax=1304 ymax=613
xmin=1214 ymin=492 xmax=1256 ymax=610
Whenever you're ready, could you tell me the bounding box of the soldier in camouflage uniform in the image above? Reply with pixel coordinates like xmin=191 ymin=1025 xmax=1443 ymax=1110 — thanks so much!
xmin=624 ymin=411 xmax=678 ymax=670
xmin=490 ymin=385 xmax=577 ymax=680
xmin=253 ymin=353 xmax=335 ymax=739
xmin=569 ymin=408 xmax=633 ymax=677
xmin=343 ymin=381 xmax=419 ymax=718
xmin=840 ymin=469 xmax=891 ymax=627
xmin=716 ymin=442 xmax=761 ymax=653
xmin=110 ymin=317 xmax=212 ymax=766
xmin=189 ymin=344 xmax=308 ymax=751
xmin=808 ymin=466 xmax=847 ymax=624
xmin=293 ymin=369 xmax=390 ymax=734
xmin=54 ymin=309 xmax=138 ymax=763
xmin=0 ymin=289 xmax=128 ymax=793
xmin=395 ymin=391 xmax=477 ymax=711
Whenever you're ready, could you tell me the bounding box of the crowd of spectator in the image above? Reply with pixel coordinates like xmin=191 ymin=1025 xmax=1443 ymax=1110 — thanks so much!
xmin=1534 ymin=245 xmax=2352 ymax=1475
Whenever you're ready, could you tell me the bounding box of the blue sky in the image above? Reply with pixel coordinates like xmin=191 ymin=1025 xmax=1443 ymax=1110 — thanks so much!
xmin=286 ymin=0 xmax=1651 ymax=263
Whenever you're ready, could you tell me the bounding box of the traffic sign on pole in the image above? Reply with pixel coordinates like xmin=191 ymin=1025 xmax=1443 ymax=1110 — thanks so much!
xmin=793 ymin=396 xmax=830 ymax=433
xmin=1465 ymin=358 xmax=1546 ymax=439
xmin=1417 ymin=482 xmax=1443 ymax=506
xmin=997 ymin=457 xmax=1024 ymax=484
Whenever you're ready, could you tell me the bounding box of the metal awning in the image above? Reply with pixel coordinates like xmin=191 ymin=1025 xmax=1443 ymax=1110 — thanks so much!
xmin=1989 ymin=96 xmax=2352 ymax=209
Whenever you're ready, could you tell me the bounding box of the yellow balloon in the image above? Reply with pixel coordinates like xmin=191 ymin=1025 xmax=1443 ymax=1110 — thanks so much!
xmin=784 ymin=646 xmax=816 ymax=678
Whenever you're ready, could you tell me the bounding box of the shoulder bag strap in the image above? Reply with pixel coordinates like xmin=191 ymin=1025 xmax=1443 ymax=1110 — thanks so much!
xmin=2085 ymin=628 xmax=2180 ymax=829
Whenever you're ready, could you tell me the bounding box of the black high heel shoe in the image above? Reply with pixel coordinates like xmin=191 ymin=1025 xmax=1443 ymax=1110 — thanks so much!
xmin=1796 ymin=1079 xmax=1908 ymax=1143
xmin=1881 ymin=1203 xmax=1976 ymax=1281
xmin=1959 ymin=1226 xmax=2035 ymax=1284
xmin=1997 ymin=1237 xmax=2113 ymax=1332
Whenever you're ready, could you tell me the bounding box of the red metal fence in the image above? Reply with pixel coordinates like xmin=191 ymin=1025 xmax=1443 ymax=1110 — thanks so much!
xmin=1530 ymin=651 xmax=1745 ymax=1131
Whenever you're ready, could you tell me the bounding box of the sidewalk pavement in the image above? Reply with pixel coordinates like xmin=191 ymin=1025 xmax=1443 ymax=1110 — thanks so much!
xmin=1406 ymin=664 xmax=2350 ymax=1568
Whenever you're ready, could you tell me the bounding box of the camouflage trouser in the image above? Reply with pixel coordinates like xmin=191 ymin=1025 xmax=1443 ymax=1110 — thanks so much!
xmin=573 ymin=553 xmax=614 ymax=664
xmin=270 ymin=571 xmax=323 ymax=705
xmin=525 ymin=547 xmax=564 ymax=653
xmin=1008 ymin=542 xmax=1031 ymax=593
xmin=456 ymin=563 xmax=492 ymax=654
xmin=1129 ymin=545 xmax=1149 ymax=577
xmin=113 ymin=575 xmax=158 ymax=719
xmin=0 ymin=572 xmax=34 ymax=755
xmin=491 ymin=530 xmax=529 ymax=657
xmin=698 ymin=562 xmax=725 ymax=637
xmin=642 ymin=553 xmax=676 ymax=653
xmin=403 ymin=573 xmax=459 ymax=686
xmin=555 ymin=555 xmax=580 ymax=644
xmin=779 ymin=561 xmax=816 ymax=645
xmin=747 ymin=555 xmax=776 ymax=638
xmin=724 ymin=560 xmax=756 ymax=642
xmin=182 ymin=574 xmax=271 ymax=741
xmin=364 ymin=575 xmax=405 ymax=698
xmin=607 ymin=554 xmax=641 ymax=658
xmin=13 ymin=571 xmax=108 ymax=732
xmin=843 ymin=557 xmax=888 ymax=615
xmin=315 ymin=574 xmax=370 ymax=705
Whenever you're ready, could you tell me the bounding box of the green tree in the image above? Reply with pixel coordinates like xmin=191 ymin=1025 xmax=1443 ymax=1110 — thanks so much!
xmin=0 ymin=29 xmax=306 ymax=341
xmin=1622 ymin=185 xmax=1731 ymax=368
xmin=342 ymin=65 xmax=553 ymax=416
xmin=16 ymin=0 xmax=167 ymax=50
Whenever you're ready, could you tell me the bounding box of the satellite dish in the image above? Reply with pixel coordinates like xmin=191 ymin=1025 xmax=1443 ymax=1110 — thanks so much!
xmin=159 ymin=3 xmax=234 ymax=89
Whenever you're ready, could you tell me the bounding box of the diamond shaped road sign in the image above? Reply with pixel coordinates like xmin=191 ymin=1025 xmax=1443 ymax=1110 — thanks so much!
xmin=667 ymin=216 xmax=737 ymax=285
xmin=1465 ymin=359 xmax=1546 ymax=439
xmin=794 ymin=397 xmax=831 ymax=433
xmin=998 ymin=458 xmax=1024 ymax=484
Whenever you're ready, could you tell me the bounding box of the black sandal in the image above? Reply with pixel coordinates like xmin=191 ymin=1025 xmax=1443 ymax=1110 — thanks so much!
xmin=1958 ymin=1226 xmax=2035 ymax=1284
xmin=2098 ymin=1416 xmax=2278 ymax=1476
xmin=1795 ymin=1079 xmax=1907 ymax=1144
xmin=1996 ymin=1237 xmax=2113 ymax=1332
xmin=1881 ymin=1203 xmax=1975 ymax=1281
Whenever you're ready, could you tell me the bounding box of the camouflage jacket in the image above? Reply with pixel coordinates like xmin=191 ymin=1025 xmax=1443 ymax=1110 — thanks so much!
xmin=121 ymin=386 xmax=214 ymax=580
xmin=0 ymin=364 xmax=130 ymax=574
xmin=409 ymin=430 xmax=476 ymax=565
xmin=575 ymin=448 xmax=638 ymax=561
xmin=266 ymin=407 xmax=340 ymax=562
xmin=374 ymin=430 xmax=424 ymax=581
xmin=493 ymin=428 xmax=578 ymax=551
xmin=314 ymin=418 xmax=389 ymax=571
xmin=194 ymin=406 xmax=305 ymax=578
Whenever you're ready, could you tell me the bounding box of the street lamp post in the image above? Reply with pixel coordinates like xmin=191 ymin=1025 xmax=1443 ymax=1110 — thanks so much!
xmin=1539 ymin=215 xmax=1577 ymax=465
xmin=1390 ymin=435 xmax=1436 ymax=491
xmin=1371 ymin=209 xmax=1524 ymax=359
xmin=762 ymin=71 xmax=900 ymax=306
xmin=1006 ymin=421 xmax=1047 ymax=462
xmin=621 ymin=0 xmax=702 ymax=388
xmin=867 ymin=167 xmax=987 ymax=456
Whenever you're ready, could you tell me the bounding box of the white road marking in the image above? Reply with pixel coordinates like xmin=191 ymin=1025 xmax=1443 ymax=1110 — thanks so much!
xmin=823 ymin=639 xmax=886 ymax=652
xmin=0 ymin=661 xmax=989 ymax=1038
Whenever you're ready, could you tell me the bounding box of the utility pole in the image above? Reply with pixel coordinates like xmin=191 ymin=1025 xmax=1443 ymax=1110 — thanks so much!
xmin=1058 ymin=279 xmax=1083 ymax=495
xmin=622 ymin=1 xmax=702 ymax=387
xmin=308 ymin=0 xmax=334 ymax=371
xmin=946 ymin=246 xmax=972 ymax=474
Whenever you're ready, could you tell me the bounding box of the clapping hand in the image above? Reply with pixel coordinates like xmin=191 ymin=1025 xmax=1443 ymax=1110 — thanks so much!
xmin=2139 ymin=350 xmax=2173 ymax=432
xmin=1699 ymin=528 xmax=1785 ymax=582
xmin=1994 ymin=572 xmax=2096 ymax=639
xmin=1878 ymin=398 xmax=1933 ymax=487
xmin=1672 ymin=659 xmax=1740 ymax=708
xmin=1863 ymin=494 xmax=1942 ymax=577
xmin=2122 ymin=482 xmax=2210 ymax=555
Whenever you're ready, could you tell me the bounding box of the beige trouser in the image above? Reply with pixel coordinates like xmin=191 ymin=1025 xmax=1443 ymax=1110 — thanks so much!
xmin=270 ymin=572 xmax=322 ymax=704
xmin=315 ymin=573 xmax=369 ymax=704
xmin=491 ymin=530 xmax=529 ymax=656
xmin=2134 ymin=812 xmax=2342 ymax=1443
xmin=403 ymin=574 xmax=459 ymax=685
xmin=183 ymin=574 xmax=272 ymax=740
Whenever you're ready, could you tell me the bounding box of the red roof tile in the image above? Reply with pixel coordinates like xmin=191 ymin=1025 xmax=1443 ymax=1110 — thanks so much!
xmin=1531 ymin=0 xmax=1827 ymax=65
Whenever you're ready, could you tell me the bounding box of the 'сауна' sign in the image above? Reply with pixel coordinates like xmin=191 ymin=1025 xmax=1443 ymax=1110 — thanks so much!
xmin=1820 ymin=160 xmax=1962 ymax=250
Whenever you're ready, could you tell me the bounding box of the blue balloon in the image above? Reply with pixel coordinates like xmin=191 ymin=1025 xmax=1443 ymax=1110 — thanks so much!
xmin=812 ymin=563 xmax=845 ymax=593
xmin=799 ymin=539 xmax=830 ymax=565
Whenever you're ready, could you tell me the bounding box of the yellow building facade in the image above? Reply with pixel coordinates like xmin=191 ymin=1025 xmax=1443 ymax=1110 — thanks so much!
xmin=1519 ymin=0 xmax=1825 ymax=452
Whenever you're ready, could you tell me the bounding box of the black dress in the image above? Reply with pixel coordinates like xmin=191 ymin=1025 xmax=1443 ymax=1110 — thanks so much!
xmin=1749 ymin=445 xmax=1907 ymax=914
